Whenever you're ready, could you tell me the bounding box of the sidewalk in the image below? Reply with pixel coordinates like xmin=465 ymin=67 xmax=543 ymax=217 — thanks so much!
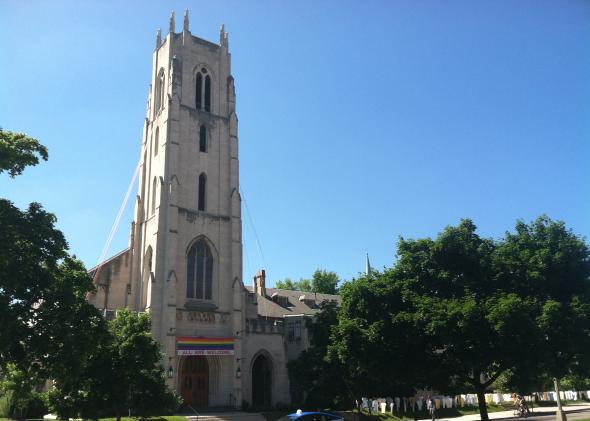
xmin=419 ymin=403 xmax=590 ymax=421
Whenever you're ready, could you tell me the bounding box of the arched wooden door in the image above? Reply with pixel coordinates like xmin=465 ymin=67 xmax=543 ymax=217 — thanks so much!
xmin=252 ymin=354 xmax=272 ymax=407
xmin=181 ymin=356 xmax=209 ymax=407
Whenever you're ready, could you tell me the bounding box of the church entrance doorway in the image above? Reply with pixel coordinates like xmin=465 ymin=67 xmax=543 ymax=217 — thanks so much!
xmin=181 ymin=356 xmax=209 ymax=407
xmin=252 ymin=354 xmax=272 ymax=407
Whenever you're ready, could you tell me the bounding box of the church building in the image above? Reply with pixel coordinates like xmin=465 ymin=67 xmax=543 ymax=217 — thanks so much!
xmin=88 ymin=11 xmax=339 ymax=409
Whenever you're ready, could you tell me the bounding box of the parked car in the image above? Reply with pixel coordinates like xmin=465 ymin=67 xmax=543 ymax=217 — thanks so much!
xmin=277 ymin=410 xmax=344 ymax=421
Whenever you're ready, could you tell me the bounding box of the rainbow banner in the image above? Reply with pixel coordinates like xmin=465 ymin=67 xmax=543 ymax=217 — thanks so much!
xmin=177 ymin=337 xmax=235 ymax=356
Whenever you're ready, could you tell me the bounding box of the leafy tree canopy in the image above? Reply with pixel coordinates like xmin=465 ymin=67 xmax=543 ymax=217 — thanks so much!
xmin=0 ymin=128 xmax=48 ymax=177
xmin=329 ymin=217 xmax=590 ymax=421
xmin=0 ymin=128 xmax=109 ymax=419
xmin=496 ymin=217 xmax=590 ymax=391
xmin=1 ymin=129 xmax=178 ymax=419
xmin=0 ymin=160 xmax=103 ymax=380
xmin=288 ymin=301 xmax=351 ymax=408
xmin=48 ymin=309 xmax=179 ymax=421
xmin=329 ymin=270 xmax=432 ymax=401
xmin=276 ymin=278 xmax=312 ymax=292
xmin=0 ymin=363 xmax=38 ymax=419
xmin=312 ymin=269 xmax=340 ymax=294
xmin=276 ymin=269 xmax=340 ymax=294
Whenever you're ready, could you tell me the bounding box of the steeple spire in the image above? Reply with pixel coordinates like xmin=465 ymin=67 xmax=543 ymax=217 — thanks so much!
xmin=365 ymin=253 xmax=372 ymax=276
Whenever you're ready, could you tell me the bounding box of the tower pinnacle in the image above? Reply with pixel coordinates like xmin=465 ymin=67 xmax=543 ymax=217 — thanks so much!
xmin=183 ymin=9 xmax=189 ymax=32
xmin=169 ymin=11 xmax=176 ymax=33
xmin=220 ymin=24 xmax=228 ymax=48
xmin=156 ymin=28 xmax=162 ymax=49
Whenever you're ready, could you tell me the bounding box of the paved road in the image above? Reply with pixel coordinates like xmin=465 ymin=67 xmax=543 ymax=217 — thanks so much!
xmin=420 ymin=403 xmax=590 ymax=421
xmin=521 ymin=408 xmax=590 ymax=421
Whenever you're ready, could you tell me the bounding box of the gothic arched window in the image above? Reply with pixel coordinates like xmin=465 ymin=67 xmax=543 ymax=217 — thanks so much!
xmin=195 ymin=72 xmax=202 ymax=110
xmin=199 ymin=125 xmax=207 ymax=152
xmin=198 ymin=173 xmax=206 ymax=211
xmin=151 ymin=177 xmax=157 ymax=214
xmin=154 ymin=127 xmax=159 ymax=156
xmin=204 ymin=75 xmax=211 ymax=112
xmin=186 ymin=239 xmax=214 ymax=300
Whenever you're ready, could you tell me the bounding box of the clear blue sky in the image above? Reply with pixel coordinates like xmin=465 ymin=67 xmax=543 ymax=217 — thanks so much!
xmin=1 ymin=0 xmax=589 ymax=287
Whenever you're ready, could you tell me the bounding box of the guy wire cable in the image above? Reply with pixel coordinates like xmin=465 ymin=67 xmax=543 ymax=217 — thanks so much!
xmin=93 ymin=161 xmax=140 ymax=284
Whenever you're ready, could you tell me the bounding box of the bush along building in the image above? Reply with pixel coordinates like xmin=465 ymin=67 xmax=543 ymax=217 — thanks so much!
xmin=88 ymin=11 xmax=339 ymax=409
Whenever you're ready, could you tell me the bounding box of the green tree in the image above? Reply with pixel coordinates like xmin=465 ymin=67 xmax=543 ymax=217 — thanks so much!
xmin=276 ymin=269 xmax=340 ymax=294
xmin=288 ymin=301 xmax=350 ymax=408
xmin=0 ymin=364 xmax=38 ymax=419
xmin=1 ymin=129 xmax=109 ymax=419
xmin=330 ymin=218 xmax=590 ymax=421
xmin=311 ymin=269 xmax=340 ymax=294
xmin=0 ymin=199 xmax=67 ymax=368
xmin=329 ymin=271 xmax=431 ymax=410
xmin=0 ymin=130 xmax=105 ymax=379
xmin=0 ymin=128 xmax=47 ymax=177
xmin=106 ymin=309 xmax=178 ymax=420
xmin=560 ymin=374 xmax=590 ymax=392
xmin=276 ymin=277 xmax=312 ymax=292
xmin=389 ymin=219 xmax=543 ymax=421
xmin=48 ymin=309 xmax=179 ymax=421
xmin=495 ymin=217 xmax=590 ymax=395
xmin=276 ymin=278 xmax=296 ymax=290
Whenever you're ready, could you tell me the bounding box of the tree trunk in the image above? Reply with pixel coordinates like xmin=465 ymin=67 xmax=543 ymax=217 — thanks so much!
xmin=356 ymin=398 xmax=363 ymax=421
xmin=475 ymin=388 xmax=489 ymax=421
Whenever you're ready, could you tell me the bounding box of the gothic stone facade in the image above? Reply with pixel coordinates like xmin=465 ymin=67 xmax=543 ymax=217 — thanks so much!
xmin=88 ymin=12 xmax=339 ymax=409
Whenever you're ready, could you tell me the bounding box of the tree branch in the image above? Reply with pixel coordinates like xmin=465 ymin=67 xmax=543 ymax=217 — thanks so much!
xmin=483 ymin=366 xmax=506 ymax=388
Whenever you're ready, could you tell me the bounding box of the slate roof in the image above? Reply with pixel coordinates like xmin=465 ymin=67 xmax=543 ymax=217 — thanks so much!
xmin=245 ymin=287 xmax=341 ymax=318
xmin=88 ymin=248 xmax=130 ymax=275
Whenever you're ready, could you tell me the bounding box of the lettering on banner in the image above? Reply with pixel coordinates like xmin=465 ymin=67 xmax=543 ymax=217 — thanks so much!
xmin=178 ymin=349 xmax=234 ymax=356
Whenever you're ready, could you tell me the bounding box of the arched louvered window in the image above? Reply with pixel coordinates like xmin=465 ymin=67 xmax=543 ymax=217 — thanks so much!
xmin=159 ymin=73 xmax=165 ymax=111
xmin=151 ymin=177 xmax=157 ymax=214
xmin=195 ymin=72 xmax=202 ymax=110
xmin=154 ymin=68 xmax=165 ymax=114
xmin=204 ymin=75 xmax=211 ymax=112
xmin=186 ymin=239 xmax=214 ymax=300
xmin=198 ymin=173 xmax=206 ymax=211
xmin=199 ymin=125 xmax=207 ymax=152
xmin=154 ymin=127 xmax=159 ymax=156
xmin=141 ymin=151 xmax=147 ymax=199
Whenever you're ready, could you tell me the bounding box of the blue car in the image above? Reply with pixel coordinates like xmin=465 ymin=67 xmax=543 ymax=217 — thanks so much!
xmin=277 ymin=410 xmax=344 ymax=421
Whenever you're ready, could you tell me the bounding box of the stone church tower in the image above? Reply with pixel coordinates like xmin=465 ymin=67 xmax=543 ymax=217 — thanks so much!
xmin=89 ymin=11 xmax=340 ymax=409
xmin=129 ymin=11 xmax=244 ymax=405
